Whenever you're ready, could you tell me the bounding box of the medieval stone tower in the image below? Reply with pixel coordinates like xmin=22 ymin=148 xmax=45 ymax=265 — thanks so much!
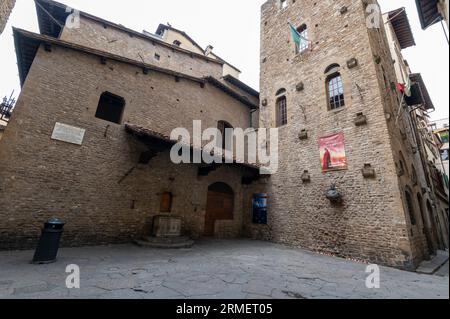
xmin=0 ymin=0 xmax=15 ymax=34
xmin=259 ymin=0 xmax=432 ymax=269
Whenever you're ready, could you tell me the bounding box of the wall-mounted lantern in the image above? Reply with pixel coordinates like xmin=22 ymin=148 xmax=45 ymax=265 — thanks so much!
xmin=326 ymin=184 xmax=343 ymax=204
xmin=362 ymin=164 xmax=376 ymax=178
xmin=354 ymin=112 xmax=368 ymax=126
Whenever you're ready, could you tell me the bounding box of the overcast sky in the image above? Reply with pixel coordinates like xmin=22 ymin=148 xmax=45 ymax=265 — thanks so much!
xmin=0 ymin=0 xmax=448 ymax=120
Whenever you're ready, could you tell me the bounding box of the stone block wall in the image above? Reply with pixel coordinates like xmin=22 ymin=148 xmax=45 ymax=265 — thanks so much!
xmin=0 ymin=0 xmax=15 ymax=34
xmin=0 ymin=43 xmax=253 ymax=249
xmin=60 ymin=16 xmax=224 ymax=79
xmin=257 ymin=0 xmax=421 ymax=268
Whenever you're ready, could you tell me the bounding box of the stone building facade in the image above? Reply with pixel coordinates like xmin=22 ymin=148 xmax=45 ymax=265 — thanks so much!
xmin=0 ymin=1 xmax=260 ymax=249
xmin=256 ymin=0 xmax=448 ymax=269
xmin=0 ymin=0 xmax=447 ymax=270
xmin=0 ymin=0 xmax=15 ymax=34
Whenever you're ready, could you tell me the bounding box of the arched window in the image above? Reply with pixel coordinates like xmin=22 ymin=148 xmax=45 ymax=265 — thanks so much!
xmin=326 ymin=73 xmax=345 ymax=110
xmin=296 ymin=24 xmax=309 ymax=54
xmin=217 ymin=120 xmax=234 ymax=150
xmin=275 ymin=89 xmax=287 ymax=127
xmin=324 ymin=64 xmax=340 ymax=74
xmin=404 ymin=187 xmax=417 ymax=226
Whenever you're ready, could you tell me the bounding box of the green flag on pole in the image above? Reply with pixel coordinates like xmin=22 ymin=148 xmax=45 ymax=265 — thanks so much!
xmin=288 ymin=22 xmax=302 ymax=48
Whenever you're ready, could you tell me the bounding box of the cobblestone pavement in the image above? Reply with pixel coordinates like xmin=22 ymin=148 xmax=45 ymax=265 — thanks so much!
xmin=0 ymin=239 xmax=448 ymax=299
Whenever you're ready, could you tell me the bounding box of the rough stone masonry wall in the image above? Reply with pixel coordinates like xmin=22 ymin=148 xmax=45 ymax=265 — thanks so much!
xmin=60 ymin=16 xmax=224 ymax=79
xmin=0 ymin=44 xmax=252 ymax=250
xmin=364 ymin=0 xmax=430 ymax=264
xmin=257 ymin=0 xmax=417 ymax=269
xmin=0 ymin=0 xmax=15 ymax=34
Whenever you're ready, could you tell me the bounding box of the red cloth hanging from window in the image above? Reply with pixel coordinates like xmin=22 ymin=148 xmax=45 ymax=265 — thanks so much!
xmin=397 ymin=83 xmax=406 ymax=93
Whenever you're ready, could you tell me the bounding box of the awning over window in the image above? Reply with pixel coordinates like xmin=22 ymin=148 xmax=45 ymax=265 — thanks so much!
xmin=405 ymin=73 xmax=435 ymax=111
xmin=415 ymin=0 xmax=443 ymax=29
xmin=387 ymin=8 xmax=416 ymax=49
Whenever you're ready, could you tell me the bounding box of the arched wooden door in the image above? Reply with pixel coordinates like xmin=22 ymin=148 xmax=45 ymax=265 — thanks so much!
xmin=204 ymin=182 xmax=234 ymax=236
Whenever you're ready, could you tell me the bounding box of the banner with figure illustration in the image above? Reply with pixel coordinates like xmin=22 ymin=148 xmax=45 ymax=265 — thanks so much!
xmin=319 ymin=132 xmax=348 ymax=172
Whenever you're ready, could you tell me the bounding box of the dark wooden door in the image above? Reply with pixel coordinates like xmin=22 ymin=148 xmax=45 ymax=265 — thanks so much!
xmin=204 ymin=189 xmax=234 ymax=236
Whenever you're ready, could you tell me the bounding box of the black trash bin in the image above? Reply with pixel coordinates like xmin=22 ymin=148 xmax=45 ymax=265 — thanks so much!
xmin=32 ymin=218 xmax=65 ymax=264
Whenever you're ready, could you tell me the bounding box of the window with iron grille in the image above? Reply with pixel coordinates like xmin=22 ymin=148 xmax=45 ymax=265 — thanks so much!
xmin=327 ymin=73 xmax=345 ymax=110
xmin=277 ymin=96 xmax=287 ymax=127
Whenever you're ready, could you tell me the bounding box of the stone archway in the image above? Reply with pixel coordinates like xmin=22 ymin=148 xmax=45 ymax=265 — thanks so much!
xmin=204 ymin=182 xmax=234 ymax=236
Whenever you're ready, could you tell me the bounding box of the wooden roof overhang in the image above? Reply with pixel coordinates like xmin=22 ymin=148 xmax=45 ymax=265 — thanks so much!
xmin=405 ymin=73 xmax=435 ymax=111
xmin=223 ymin=74 xmax=260 ymax=98
xmin=387 ymin=8 xmax=416 ymax=49
xmin=125 ymin=124 xmax=262 ymax=184
xmin=415 ymin=0 xmax=443 ymax=30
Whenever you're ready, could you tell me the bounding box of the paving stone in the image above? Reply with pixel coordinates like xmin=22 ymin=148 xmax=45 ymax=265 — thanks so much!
xmin=94 ymin=278 xmax=137 ymax=291
xmin=242 ymin=280 xmax=275 ymax=296
xmin=0 ymin=240 xmax=448 ymax=299
xmin=12 ymin=281 xmax=50 ymax=295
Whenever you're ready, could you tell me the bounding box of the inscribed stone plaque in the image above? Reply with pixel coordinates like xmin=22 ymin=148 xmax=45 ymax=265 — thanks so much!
xmin=51 ymin=123 xmax=85 ymax=145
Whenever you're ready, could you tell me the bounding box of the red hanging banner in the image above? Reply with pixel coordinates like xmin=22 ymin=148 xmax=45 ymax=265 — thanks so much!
xmin=319 ymin=132 xmax=348 ymax=172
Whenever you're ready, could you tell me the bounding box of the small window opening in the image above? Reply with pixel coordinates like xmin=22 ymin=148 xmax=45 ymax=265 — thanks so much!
xmin=95 ymin=92 xmax=125 ymax=124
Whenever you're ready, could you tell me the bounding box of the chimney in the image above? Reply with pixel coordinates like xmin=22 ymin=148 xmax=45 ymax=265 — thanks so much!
xmin=205 ymin=45 xmax=214 ymax=56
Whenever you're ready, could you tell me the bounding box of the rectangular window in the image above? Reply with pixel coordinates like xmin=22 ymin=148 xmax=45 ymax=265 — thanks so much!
xmin=154 ymin=53 xmax=161 ymax=61
xmin=95 ymin=92 xmax=125 ymax=124
xmin=296 ymin=25 xmax=309 ymax=54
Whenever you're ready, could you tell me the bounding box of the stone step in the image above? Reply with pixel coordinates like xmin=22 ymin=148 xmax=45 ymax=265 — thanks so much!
xmin=416 ymin=250 xmax=449 ymax=275
xmin=134 ymin=236 xmax=194 ymax=249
